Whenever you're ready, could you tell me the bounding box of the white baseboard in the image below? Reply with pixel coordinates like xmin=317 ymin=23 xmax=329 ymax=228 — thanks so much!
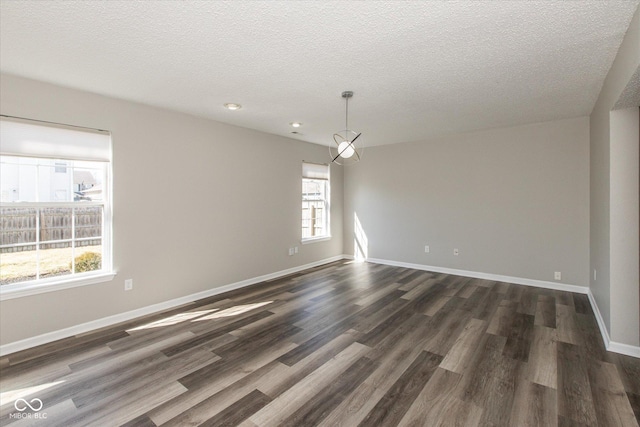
xmin=587 ymin=289 xmax=640 ymax=358
xmin=0 ymin=255 xmax=347 ymax=356
xmin=608 ymin=341 xmax=640 ymax=358
xmin=366 ymin=258 xmax=589 ymax=294
xmin=367 ymin=257 xmax=640 ymax=359
xmin=4 ymin=255 xmax=638 ymax=359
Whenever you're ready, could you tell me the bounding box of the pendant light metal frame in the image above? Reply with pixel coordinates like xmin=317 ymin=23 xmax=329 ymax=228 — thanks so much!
xmin=329 ymin=91 xmax=363 ymax=165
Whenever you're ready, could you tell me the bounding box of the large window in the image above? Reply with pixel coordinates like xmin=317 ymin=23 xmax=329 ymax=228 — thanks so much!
xmin=302 ymin=162 xmax=330 ymax=241
xmin=0 ymin=117 xmax=113 ymax=296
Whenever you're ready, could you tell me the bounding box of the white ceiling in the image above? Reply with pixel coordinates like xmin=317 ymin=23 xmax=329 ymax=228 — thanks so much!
xmin=1 ymin=1 xmax=638 ymax=147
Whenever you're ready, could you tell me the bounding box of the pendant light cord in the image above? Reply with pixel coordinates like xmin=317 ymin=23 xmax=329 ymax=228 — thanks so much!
xmin=345 ymin=95 xmax=349 ymax=131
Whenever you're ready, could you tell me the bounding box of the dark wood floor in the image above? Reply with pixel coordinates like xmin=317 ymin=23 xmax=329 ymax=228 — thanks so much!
xmin=1 ymin=260 xmax=639 ymax=426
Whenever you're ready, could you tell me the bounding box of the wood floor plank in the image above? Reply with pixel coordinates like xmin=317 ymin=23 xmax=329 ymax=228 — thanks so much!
xmin=503 ymin=312 xmax=535 ymax=362
xmin=487 ymin=300 xmax=518 ymax=336
xmin=162 ymin=310 xmax=274 ymax=357
xmin=422 ymin=296 xmax=451 ymax=317
xmin=535 ymin=294 xmax=557 ymax=328
xmin=147 ymin=341 xmax=296 ymax=425
xmin=457 ymin=332 xmax=522 ymax=426
xmin=463 ymin=285 xmax=503 ymax=321
xmin=573 ymin=293 xmax=591 ymax=315
xmin=279 ymin=356 xmax=378 ymax=426
xmin=590 ymin=385 xmax=639 ymax=427
xmin=457 ymin=281 xmax=480 ymax=298
xmin=248 ymin=342 xmax=370 ymax=426
xmin=358 ymin=350 xmax=442 ymax=426
xmin=397 ymin=367 xmax=482 ymax=427
xmin=159 ymin=359 xmax=284 ymax=427
xmin=355 ymin=301 xmax=416 ymax=348
xmin=119 ymin=414 xmax=157 ymax=427
xmin=1 ymin=260 xmax=637 ymax=427
xmin=440 ymin=317 xmax=487 ymax=374
xmin=509 ymin=380 xmax=558 ymax=427
xmin=555 ymin=290 xmax=575 ymax=307
xmin=259 ymin=329 xmax=361 ymax=399
xmin=317 ymin=315 xmax=436 ymax=427
xmin=627 ymin=392 xmax=640 ymax=422
xmin=517 ymin=287 xmax=539 ymax=316
xmin=527 ymin=325 xmax=558 ymax=389
xmin=350 ymin=290 xmax=410 ymax=333
xmin=400 ymin=279 xmax=435 ymax=300
xmin=423 ymin=307 xmax=473 ymax=357
xmin=615 ymin=353 xmax=640 ymax=395
xmin=72 ymin=346 xmax=219 ymax=409
xmin=557 ymin=342 xmax=598 ymax=426
xmin=65 ymin=380 xmax=187 ymax=426
xmin=199 ymin=389 xmax=272 ymax=427
xmin=556 ymin=303 xmax=583 ymax=346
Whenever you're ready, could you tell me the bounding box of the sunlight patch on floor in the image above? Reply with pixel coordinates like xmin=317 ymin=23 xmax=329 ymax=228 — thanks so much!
xmin=192 ymin=301 xmax=273 ymax=321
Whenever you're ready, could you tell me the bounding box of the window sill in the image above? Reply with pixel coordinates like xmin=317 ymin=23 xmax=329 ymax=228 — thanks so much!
xmin=301 ymin=236 xmax=331 ymax=245
xmin=0 ymin=271 xmax=117 ymax=301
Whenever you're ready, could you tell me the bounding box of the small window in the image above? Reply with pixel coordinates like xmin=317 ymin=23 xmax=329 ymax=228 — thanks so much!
xmin=54 ymin=162 xmax=67 ymax=173
xmin=302 ymin=162 xmax=330 ymax=241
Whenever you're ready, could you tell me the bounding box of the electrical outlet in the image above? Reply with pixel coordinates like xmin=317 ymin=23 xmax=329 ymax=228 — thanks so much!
xmin=288 ymin=248 xmax=294 ymax=256
xmin=294 ymin=246 xmax=299 ymax=254
xmin=453 ymin=248 xmax=459 ymax=256
xmin=554 ymin=272 xmax=561 ymax=281
xmin=424 ymin=245 xmax=430 ymax=253
xmin=124 ymin=279 xmax=133 ymax=291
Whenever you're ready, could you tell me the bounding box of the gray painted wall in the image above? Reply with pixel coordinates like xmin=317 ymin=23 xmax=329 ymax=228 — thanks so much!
xmin=590 ymin=6 xmax=640 ymax=346
xmin=610 ymin=107 xmax=640 ymax=345
xmin=344 ymin=117 xmax=590 ymax=287
xmin=0 ymin=74 xmax=344 ymax=345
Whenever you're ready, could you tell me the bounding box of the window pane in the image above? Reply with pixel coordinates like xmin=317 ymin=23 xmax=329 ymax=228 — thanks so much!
xmin=39 ymin=162 xmax=73 ymax=202
xmin=0 ymin=157 xmax=37 ymax=202
xmin=39 ymin=246 xmax=72 ymax=279
xmin=73 ymin=166 xmax=104 ymax=202
xmin=0 ymin=156 xmax=105 ymax=203
xmin=73 ymin=243 xmax=102 ymax=274
xmin=302 ymin=179 xmax=325 ymax=200
xmin=1 ymin=207 xmax=37 ymax=285
xmin=0 ymin=248 xmax=37 ymax=285
xmin=0 ymin=207 xmax=37 ymax=245
xmin=75 ymin=206 xmax=102 ymax=239
xmin=302 ymin=178 xmax=329 ymax=239
xmin=40 ymin=208 xmax=72 ymax=243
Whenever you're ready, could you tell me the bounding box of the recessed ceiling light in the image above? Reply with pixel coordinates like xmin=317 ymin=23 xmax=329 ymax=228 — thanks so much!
xmin=290 ymin=122 xmax=302 ymax=128
xmin=224 ymin=103 xmax=242 ymax=110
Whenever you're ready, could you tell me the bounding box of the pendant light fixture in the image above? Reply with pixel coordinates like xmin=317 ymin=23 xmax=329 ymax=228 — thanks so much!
xmin=329 ymin=91 xmax=363 ymax=165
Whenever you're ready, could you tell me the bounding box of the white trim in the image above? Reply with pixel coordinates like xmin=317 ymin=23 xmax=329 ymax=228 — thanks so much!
xmin=586 ymin=289 xmax=611 ymax=349
xmin=587 ymin=289 xmax=640 ymax=358
xmin=301 ymin=236 xmax=331 ymax=244
xmin=366 ymin=258 xmax=589 ymax=294
xmin=607 ymin=341 xmax=640 ymax=358
xmin=0 ymin=255 xmax=345 ymax=356
xmin=0 ymin=271 xmax=117 ymax=301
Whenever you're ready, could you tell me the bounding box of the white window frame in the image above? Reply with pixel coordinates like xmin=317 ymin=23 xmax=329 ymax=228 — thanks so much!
xmin=0 ymin=117 xmax=115 ymax=300
xmin=302 ymin=162 xmax=330 ymax=243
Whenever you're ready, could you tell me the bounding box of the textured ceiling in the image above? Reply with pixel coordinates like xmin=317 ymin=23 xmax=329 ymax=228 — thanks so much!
xmin=1 ymin=1 xmax=638 ymax=147
xmin=614 ymin=65 xmax=640 ymax=110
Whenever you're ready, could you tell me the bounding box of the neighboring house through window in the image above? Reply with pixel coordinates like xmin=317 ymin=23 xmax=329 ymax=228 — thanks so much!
xmin=302 ymin=161 xmax=330 ymax=241
xmin=0 ymin=116 xmax=114 ymax=297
